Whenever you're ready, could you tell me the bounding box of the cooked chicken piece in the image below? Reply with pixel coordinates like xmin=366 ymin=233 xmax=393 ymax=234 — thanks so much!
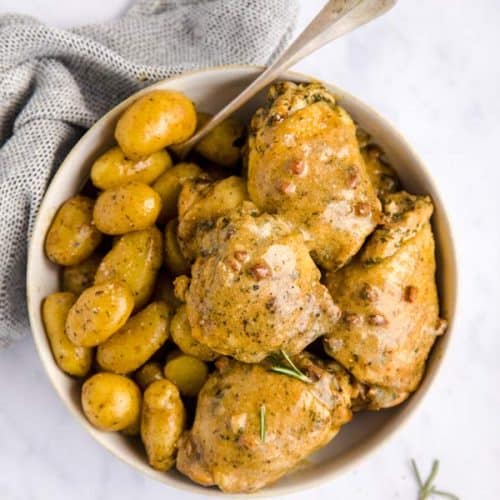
xmin=247 ymin=81 xmax=381 ymax=271
xmin=184 ymin=202 xmax=340 ymax=363
xmin=361 ymin=145 xmax=400 ymax=199
xmin=177 ymin=175 xmax=249 ymax=260
xmin=176 ymin=354 xmax=353 ymax=493
xmin=323 ymin=192 xmax=446 ymax=409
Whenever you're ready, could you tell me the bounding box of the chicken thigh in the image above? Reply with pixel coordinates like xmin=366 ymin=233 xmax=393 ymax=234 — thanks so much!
xmin=184 ymin=202 xmax=339 ymax=363
xmin=323 ymin=192 xmax=446 ymax=409
xmin=176 ymin=354 xmax=353 ymax=493
xmin=247 ymin=81 xmax=381 ymax=271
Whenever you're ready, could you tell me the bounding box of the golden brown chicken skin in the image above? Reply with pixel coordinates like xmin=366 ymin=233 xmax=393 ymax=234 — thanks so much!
xmin=184 ymin=202 xmax=340 ymax=363
xmin=176 ymin=354 xmax=353 ymax=493
xmin=247 ymin=82 xmax=381 ymax=271
xmin=323 ymin=192 xmax=446 ymax=409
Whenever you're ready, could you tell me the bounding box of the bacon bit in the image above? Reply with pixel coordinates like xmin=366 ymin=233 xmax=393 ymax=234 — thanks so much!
xmin=404 ymin=285 xmax=418 ymax=303
xmin=215 ymin=357 xmax=230 ymax=372
xmin=289 ymin=159 xmax=306 ymax=176
xmin=343 ymin=312 xmax=362 ymax=326
xmin=249 ymin=263 xmax=270 ymax=281
xmin=368 ymin=313 xmax=388 ymax=326
xmin=435 ymin=318 xmax=447 ymax=336
xmin=304 ymin=362 xmax=323 ymax=382
xmin=346 ymin=166 xmax=359 ymax=188
xmin=355 ymin=202 xmax=371 ymax=217
xmin=360 ymin=283 xmax=378 ymax=302
xmin=234 ymin=250 xmax=249 ymax=263
xmin=277 ymin=180 xmax=296 ymax=195
xmin=226 ymin=257 xmax=241 ymax=272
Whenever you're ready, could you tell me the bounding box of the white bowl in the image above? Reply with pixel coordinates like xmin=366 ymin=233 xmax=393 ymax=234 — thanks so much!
xmin=27 ymin=66 xmax=457 ymax=496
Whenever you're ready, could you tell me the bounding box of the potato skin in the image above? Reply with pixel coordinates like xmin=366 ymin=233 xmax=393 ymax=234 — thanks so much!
xmin=141 ymin=379 xmax=186 ymax=471
xmin=45 ymin=195 xmax=102 ymax=266
xmin=152 ymin=162 xmax=202 ymax=224
xmin=94 ymin=227 xmax=163 ymax=310
xmin=91 ymin=146 xmax=172 ymax=190
xmin=164 ymin=219 xmax=190 ymax=276
xmin=164 ymin=353 xmax=209 ymax=397
xmin=135 ymin=361 xmax=164 ymax=390
xmin=170 ymin=305 xmax=217 ymax=361
xmin=42 ymin=292 xmax=93 ymax=376
xmin=65 ymin=281 xmax=134 ymax=347
xmin=82 ymin=373 xmax=141 ymax=431
xmin=62 ymin=253 xmax=102 ymax=295
xmin=194 ymin=112 xmax=245 ymax=167
xmin=115 ymin=90 xmax=197 ymax=159
xmin=97 ymin=301 xmax=171 ymax=374
xmin=93 ymin=182 xmax=161 ymax=235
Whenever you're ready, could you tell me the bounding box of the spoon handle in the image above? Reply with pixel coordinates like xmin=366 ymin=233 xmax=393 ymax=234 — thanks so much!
xmin=177 ymin=0 xmax=397 ymax=158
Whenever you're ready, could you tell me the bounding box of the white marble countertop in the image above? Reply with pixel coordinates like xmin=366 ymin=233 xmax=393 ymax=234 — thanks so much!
xmin=1 ymin=1 xmax=499 ymax=499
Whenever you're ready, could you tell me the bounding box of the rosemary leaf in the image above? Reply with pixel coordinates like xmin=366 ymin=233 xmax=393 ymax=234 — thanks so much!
xmin=431 ymin=489 xmax=460 ymax=500
xmin=269 ymin=366 xmax=312 ymax=383
xmin=259 ymin=404 xmax=266 ymax=442
xmin=411 ymin=459 xmax=459 ymax=500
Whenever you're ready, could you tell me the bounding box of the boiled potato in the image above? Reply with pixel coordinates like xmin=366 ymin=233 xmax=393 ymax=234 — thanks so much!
xmin=135 ymin=361 xmax=164 ymax=390
xmin=93 ymin=182 xmax=161 ymax=235
xmin=115 ymin=90 xmax=197 ymax=160
xmin=170 ymin=305 xmax=217 ymax=361
xmin=82 ymin=372 xmax=141 ymax=431
xmin=65 ymin=281 xmax=134 ymax=347
xmin=164 ymin=219 xmax=189 ymax=276
xmin=194 ymin=112 xmax=245 ymax=167
xmin=91 ymin=146 xmax=172 ymax=189
xmin=177 ymin=176 xmax=249 ymax=259
xmin=152 ymin=269 xmax=182 ymax=309
xmin=45 ymin=195 xmax=102 ymax=266
xmin=42 ymin=292 xmax=93 ymax=376
xmin=97 ymin=301 xmax=171 ymax=374
xmin=62 ymin=253 xmax=102 ymax=295
xmin=94 ymin=227 xmax=163 ymax=310
xmin=164 ymin=353 xmax=208 ymax=397
xmin=141 ymin=379 xmax=186 ymax=471
xmin=152 ymin=162 xmax=202 ymax=223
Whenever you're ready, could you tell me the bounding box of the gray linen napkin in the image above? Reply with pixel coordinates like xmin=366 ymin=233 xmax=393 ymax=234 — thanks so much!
xmin=0 ymin=0 xmax=298 ymax=348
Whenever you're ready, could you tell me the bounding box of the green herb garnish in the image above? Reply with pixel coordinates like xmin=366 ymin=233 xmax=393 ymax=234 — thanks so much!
xmin=269 ymin=350 xmax=312 ymax=383
xmin=259 ymin=404 xmax=266 ymax=442
xmin=411 ymin=459 xmax=459 ymax=500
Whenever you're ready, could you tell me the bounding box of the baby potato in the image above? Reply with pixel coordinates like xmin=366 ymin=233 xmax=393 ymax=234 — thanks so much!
xmin=94 ymin=227 xmax=163 ymax=310
xmin=170 ymin=305 xmax=217 ymax=361
xmin=164 ymin=219 xmax=190 ymax=276
xmin=141 ymin=379 xmax=186 ymax=471
xmin=164 ymin=353 xmax=209 ymax=397
xmin=194 ymin=112 xmax=245 ymax=167
xmin=97 ymin=301 xmax=171 ymax=374
xmin=115 ymin=90 xmax=197 ymax=160
xmin=135 ymin=361 xmax=164 ymax=390
xmin=93 ymin=182 xmax=161 ymax=235
xmin=91 ymin=146 xmax=172 ymax=190
xmin=42 ymin=292 xmax=93 ymax=377
xmin=62 ymin=253 xmax=102 ymax=295
xmin=152 ymin=162 xmax=203 ymax=223
xmin=45 ymin=195 xmax=102 ymax=266
xmin=152 ymin=269 xmax=182 ymax=309
xmin=66 ymin=281 xmax=134 ymax=347
xmin=82 ymin=372 xmax=141 ymax=431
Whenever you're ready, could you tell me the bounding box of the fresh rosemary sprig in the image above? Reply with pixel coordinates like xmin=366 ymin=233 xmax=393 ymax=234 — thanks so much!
xmin=268 ymin=350 xmax=312 ymax=383
xmin=259 ymin=404 xmax=266 ymax=442
xmin=411 ymin=459 xmax=459 ymax=500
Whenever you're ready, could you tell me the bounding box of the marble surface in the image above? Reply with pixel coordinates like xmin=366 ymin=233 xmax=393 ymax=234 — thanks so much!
xmin=0 ymin=0 xmax=499 ymax=499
